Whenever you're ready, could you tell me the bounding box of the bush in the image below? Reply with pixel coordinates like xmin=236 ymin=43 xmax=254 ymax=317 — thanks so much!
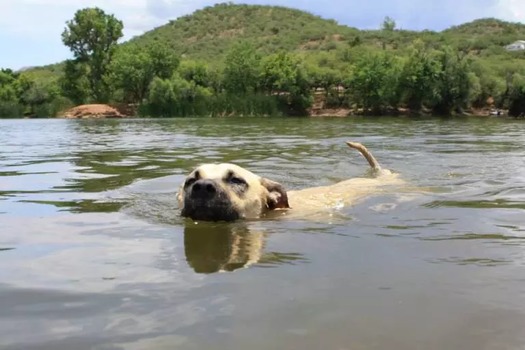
xmin=0 ymin=101 xmax=23 ymax=118
xmin=508 ymin=74 xmax=525 ymax=116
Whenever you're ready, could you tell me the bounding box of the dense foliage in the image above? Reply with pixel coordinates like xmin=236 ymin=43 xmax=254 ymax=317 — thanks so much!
xmin=0 ymin=68 xmax=71 ymax=118
xmin=2 ymin=3 xmax=525 ymax=118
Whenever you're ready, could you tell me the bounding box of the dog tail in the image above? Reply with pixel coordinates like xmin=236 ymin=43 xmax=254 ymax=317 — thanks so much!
xmin=345 ymin=141 xmax=382 ymax=171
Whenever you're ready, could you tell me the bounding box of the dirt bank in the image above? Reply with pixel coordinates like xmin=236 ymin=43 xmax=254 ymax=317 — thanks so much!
xmin=59 ymin=104 xmax=131 ymax=119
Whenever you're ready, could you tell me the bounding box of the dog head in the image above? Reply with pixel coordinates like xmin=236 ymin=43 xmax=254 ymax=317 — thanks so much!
xmin=178 ymin=163 xmax=289 ymax=221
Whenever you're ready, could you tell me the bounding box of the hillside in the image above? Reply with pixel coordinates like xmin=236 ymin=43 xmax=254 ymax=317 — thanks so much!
xmin=444 ymin=17 xmax=525 ymax=37
xmin=442 ymin=18 xmax=525 ymax=54
xmin=128 ymin=4 xmax=525 ymax=62
xmin=128 ymin=3 xmax=360 ymax=61
xmin=22 ymin=3 xmax=525 ymax=83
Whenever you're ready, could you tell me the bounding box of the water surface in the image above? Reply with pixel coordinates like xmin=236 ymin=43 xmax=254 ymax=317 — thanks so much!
xmin=1 ymin=117 xmax=524 ymax=349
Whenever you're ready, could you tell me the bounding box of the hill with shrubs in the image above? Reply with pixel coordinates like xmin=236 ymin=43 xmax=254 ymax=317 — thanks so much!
xmin=2 ymin=3 xmax=525 ymax=118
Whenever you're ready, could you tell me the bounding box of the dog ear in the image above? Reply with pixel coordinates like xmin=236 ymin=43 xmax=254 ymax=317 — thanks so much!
xmin=260 ymin=178 xmax=290 ymax=210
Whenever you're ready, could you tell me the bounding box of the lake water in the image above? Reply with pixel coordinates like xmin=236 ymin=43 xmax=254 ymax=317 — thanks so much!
xmin=1 ymin=117 xmax=524 ymax=350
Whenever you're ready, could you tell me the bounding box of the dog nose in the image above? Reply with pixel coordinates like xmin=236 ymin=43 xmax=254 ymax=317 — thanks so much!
xmin=191 ymin=179 xmax=217 ymax=199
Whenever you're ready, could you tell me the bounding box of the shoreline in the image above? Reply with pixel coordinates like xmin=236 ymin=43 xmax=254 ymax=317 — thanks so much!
xmin=13 ymin=104 xmax=514 ymax=119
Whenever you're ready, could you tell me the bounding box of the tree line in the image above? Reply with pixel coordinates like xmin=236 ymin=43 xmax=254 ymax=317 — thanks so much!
xmin=1 ymin=7 xmax=524 ymax=118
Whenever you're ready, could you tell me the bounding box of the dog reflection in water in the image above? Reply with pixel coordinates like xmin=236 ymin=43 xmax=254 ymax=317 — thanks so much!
xmin=184 ymin=222 xmax=262 ymax=273
xmin=184 ymin=223 xmax=304 ymax=273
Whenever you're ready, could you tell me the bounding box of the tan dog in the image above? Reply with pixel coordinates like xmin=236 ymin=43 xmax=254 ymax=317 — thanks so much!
xmin=177 ymin=142 xmax=402 ymax=221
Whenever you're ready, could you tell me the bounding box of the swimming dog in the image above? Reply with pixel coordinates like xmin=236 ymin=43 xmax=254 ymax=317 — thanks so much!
xmin=178 ymin=142 xmax=400 ymax=221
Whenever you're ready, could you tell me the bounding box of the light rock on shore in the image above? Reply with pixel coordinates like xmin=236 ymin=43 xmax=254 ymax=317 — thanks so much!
xmin=59 ymin=104 xmax=127 ymax=119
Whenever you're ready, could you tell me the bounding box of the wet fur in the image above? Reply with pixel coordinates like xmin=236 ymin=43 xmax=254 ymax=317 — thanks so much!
xmin=178 ymin=141 xmax=401 ymax=221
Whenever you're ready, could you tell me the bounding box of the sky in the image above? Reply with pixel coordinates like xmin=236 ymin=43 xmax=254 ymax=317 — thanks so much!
xmin=0 ymin=0 xmax=524 ymax=70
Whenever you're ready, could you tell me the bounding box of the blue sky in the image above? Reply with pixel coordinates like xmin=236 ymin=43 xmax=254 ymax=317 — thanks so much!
xmin=0 ymin=0 xmax=523 ymax=70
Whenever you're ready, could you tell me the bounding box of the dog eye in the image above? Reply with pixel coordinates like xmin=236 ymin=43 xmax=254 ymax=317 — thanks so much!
xmin=228 ymin=176 xmax=246 ymax=185
xmin=185 ymin=178 xmax=196 ymax=187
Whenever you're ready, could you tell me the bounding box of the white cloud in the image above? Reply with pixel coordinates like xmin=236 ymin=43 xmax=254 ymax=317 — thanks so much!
xmin=0 ymin=0 xmax=153 ymax=39
xmin=0 ymin=0 xmax=158 ymax=68
xmin=493 ymin=0 xmax=525 ymax=22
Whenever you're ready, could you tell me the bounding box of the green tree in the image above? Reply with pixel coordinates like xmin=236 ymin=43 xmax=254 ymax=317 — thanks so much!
xmin=145 ymin=75 xmax=212 ymax=117
xmin=470 ymin=60 xmax=506 ymax=107
xmin=146 ymin=77 xmax=177 ymax=117
xmin=179 ymin=61 xmax=211 ymax=88
xmin=430 ymin=47 xmax=474 ymax=114
xmin=381 ymin=16 xmax=396 ymax=31
xmin=348 ymin=52 xmax=401 ymax=113
xmin=223 ymin=42 xmax=261 ymax=94
xmin=0 ymin=69 xmax=19 ymax=102
xmin=507 ymin=73 xmax=525 ymax=116
xmin=20 ymin=81 xmax=59 ymax=117
xmin=0 ymin=69 xmax=23 ymax=117
xmin=111 ymin=43 xmax=179 ymax=103
xmin=260 ymin=52 xmax=312 ymax=114
xmin=59 ymin=60 xmax=90 ymax=105
xmin=399 ymin=41 xmax=441 ymax=111
xmin=379 ymin=16 xmax=397 ymax=50
xmin=62 ymin=7 xmax=123 ymax=102
xmin=308 ymin=66 xmax=346 ymax=107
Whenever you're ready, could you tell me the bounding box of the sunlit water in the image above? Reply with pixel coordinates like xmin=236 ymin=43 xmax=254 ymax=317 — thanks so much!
xmin=1 ymin=117 xmax=524 ymax=350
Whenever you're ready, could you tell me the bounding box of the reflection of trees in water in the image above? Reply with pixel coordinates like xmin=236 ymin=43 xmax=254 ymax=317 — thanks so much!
xmin=19 ymin=198 xmax=124 ymax=213
xmin=65 ymin=149 xmax=179 ymax=191
xmin=184 ymin=222 xmax=308 ymax=274
xmin=30 ymin=120 xmax=192 ymax=213
xmin=18 ymin=118 xmax=342 ymax=214
xmin=33 ymin=149 xmax=184 ymax=213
